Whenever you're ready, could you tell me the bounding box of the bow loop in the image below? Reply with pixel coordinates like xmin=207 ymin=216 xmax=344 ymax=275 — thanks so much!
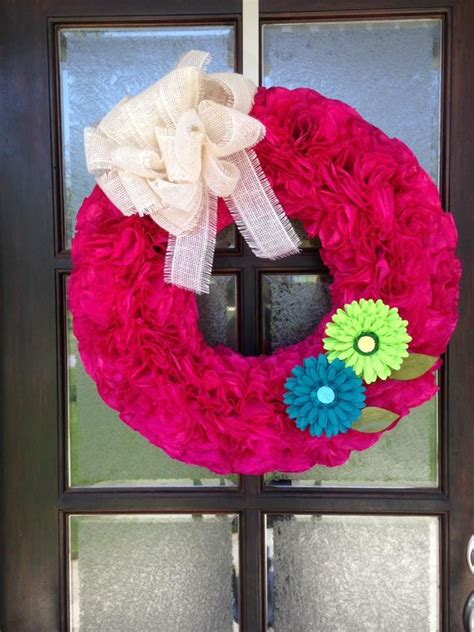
xmin=197 ymin=101 xmax=265 ymax=158
xmin=110 ymin=146 xmax=163 ymax=179
xmin=205 ymin=73 xmax=257 ymax=113
xmin=202 ymin=153 xmax=240 ymax=198
xmin=152 ymin=179 xmax=203 ymax=217
xmin=176 ymin=49 xmax=211 ymax=71
xmin=156 ymin=111 xmax=205 ymax=184
xmin=84 ymin=50 xmax=301 ymax=293
xmin=173 ymin=110 xmax=206 ymax=181
xmin=157 ymin=66 xmax=202 ymax=127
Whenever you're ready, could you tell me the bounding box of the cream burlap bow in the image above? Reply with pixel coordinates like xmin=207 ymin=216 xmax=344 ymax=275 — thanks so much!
xmin=84 ymin=50 xmax=300 ymax=293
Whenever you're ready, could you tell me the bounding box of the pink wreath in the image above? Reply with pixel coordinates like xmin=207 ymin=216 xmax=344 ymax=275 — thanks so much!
xmin=69 ymin=87 xmax=461 ymax=475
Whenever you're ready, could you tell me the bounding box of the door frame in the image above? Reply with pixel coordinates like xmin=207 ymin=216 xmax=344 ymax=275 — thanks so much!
xmin=1 ymin=1 xmax=473 ymax=630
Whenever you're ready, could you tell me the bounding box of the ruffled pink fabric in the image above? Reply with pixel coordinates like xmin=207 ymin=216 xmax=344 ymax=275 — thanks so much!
xmin=69 ymin=87 xmax=461 ymax=474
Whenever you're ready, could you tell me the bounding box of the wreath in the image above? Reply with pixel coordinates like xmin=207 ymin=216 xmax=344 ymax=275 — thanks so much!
xmin=70 ymin=51 xmax=460 ymax=475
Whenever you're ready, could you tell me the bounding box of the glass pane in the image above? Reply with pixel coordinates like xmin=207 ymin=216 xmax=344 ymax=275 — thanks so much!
xmin=261 ymin=273 xmax=332 ymax=353
xmin=70 ymin=514 xmax=239 ymax=631
xmin=266 ymin=397 xmax=437 ymax=488
xmin=216 ymin=224 xmax=238 ymax=251
xmin=58 ymin=26 xmax=236 ymax=248
xmin=267 ymin=514 xmax=439 ymax=631
xmin=263 ymin=19 xmax=442 ymax=182
xmin=198 ymin=274 xmax=239 ymax=350
xmin=291 ymin=220 xmax=321 ymax=250
xmin=262 ymin=18 xmax=441 ymax=487
xmin=66 ymin=282 xmax=237 ymax=487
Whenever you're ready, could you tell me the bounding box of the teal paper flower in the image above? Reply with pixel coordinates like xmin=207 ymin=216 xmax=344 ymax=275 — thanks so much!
xmin=284 ymin=355 xmax=366 ymax=438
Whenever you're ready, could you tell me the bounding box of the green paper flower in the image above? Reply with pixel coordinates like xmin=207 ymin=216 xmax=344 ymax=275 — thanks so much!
xmin=323 ymin=299 xmax=412 ymax=384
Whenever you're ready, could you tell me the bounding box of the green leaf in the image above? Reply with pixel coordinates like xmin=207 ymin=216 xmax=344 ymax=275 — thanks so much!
xmin=390 ymin=353 xmax=438 ymax=381
xmin=351 ymin=407 xmax=399 ymax=433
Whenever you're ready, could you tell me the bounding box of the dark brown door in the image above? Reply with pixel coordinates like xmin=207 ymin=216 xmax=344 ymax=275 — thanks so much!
xmin=1 ymin=1 xmax=473 ymax=630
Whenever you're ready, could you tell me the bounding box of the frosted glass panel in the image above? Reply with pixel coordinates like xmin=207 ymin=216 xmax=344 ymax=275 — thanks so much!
xmin=66 ymin=282 xmax=236 ymax=487
xmin=70 ymin=514 xmax=239 ymax=631
xmin=266 ymin=397 xmax=437 ymax=488
xmin=261 ymin=273 xmax=332 ymax=353
xmin=198 ymin=274 xmax=239 ymax=350
xmin=263 ymin=19 xmax=442 ymax=181
xmin=291 ymin=220 xmax=321 ymax=250
xmin=58 ymin=26 xmax=235 ymax=247
xmin=263 ymin=21 xmax=440 ymax=487
xmin=267 ymin=515 xmax=439 ymax=632
xmin=217 ymin=224 xmax=238 ymax=251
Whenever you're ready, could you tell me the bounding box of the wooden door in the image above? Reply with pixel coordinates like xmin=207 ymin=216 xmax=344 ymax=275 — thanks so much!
xmin=1 ymin=1 xmax=473 ymax=630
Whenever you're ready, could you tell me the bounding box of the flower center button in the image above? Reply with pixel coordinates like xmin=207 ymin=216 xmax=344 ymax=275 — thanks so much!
xmin=315 ymin=385 xmax=336 ymax=405
xmin=355 ymin=333 xmax=378 ymax=355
